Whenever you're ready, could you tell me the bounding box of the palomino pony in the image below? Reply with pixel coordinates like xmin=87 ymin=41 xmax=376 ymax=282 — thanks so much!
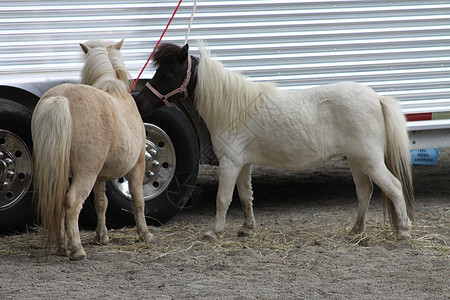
xmin=135 ymin=42 xmax=414 ymax=240
xmin=32 ymin=39 xmax=152 ymax=260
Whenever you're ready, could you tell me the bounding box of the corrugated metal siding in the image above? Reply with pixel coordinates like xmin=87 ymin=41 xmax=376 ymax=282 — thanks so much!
xmin=1 ymin=0 xmax=449 ymax=114
xmin=0 ymin=1 xmax=178 ymax=83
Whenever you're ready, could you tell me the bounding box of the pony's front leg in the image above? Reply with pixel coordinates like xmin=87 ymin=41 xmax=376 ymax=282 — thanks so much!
xmin=236 ymin=164 xmax=255 ymax=237
xmin=128 ymin=156 xmax=153 ymax=243
xmin=204 ymin=159 xmax=242 ymax=239
xmin=93 ymin=180 xmax=109 ymax=245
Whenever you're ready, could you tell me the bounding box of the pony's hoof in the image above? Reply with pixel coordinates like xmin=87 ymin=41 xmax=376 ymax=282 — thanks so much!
xmin=69 ymin=249 xmax=86 ymax=261
xmin=70 ymin=255 xmax=86 ymax=262
xmin=347 ymin=223 xmax=365 ymax=235
xmin=202 ymin=230 xmax=219 ymax=240
xmin=94 ymin=235 xmax=110 ymax=245
xmin=142 ymin=232 xmax=154 ymax=244
xmin=396 ymin=230 xmax=412 ymax=240
xmin=237 ymin=226 xmax=254 ymax=237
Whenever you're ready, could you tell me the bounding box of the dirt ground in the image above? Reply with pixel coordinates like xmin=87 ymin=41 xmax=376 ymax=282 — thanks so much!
xmin=0 ymin=150 xmax=448 ymax=299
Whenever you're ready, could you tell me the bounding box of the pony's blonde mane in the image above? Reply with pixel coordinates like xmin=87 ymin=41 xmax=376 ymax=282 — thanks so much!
xmin=195 ymin=43 xmax=280 ymax=132
xmin=80 ymin=39 xmax=131 ymax=99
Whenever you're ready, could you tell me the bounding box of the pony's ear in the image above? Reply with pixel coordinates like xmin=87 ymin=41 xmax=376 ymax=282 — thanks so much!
xmin=80 ymin=43 xmax=91 ymax=54
xmin=114 ymin=39 xmax=124 ymax=50
xmin=178 ymin=44 xmax=189 ymax=63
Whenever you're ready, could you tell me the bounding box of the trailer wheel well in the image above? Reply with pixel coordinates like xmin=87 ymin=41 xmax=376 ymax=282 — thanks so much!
xmin=0 ymin=86 xmax=40 ymax=111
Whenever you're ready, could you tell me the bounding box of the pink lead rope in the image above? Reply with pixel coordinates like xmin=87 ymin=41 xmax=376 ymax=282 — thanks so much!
xmin=129 ymin=0 xmax=184 ymax=93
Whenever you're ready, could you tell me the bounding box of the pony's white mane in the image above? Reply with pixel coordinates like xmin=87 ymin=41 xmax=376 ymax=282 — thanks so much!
xmin=195 ymin=43 xmax=280 ymax=132
xmin=80 ymin=39 xmax=131 ymax=98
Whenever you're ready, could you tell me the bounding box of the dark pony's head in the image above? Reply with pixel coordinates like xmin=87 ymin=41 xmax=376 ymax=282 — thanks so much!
xmin=134 ymin=43 xmax=198 ymax=117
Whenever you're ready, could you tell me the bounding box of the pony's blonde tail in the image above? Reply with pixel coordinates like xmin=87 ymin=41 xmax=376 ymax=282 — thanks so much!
xmin=379 ymin=96 xmax=414 ymax=230
xmin=31 ymin=96 xmax=72 ymax=249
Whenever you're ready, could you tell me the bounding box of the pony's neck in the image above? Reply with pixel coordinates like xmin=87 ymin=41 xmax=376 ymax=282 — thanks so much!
xmin=194 ymin=52 xmax=279 ymax=133
xmin=81 ymin=48 xmax=131 ymax=98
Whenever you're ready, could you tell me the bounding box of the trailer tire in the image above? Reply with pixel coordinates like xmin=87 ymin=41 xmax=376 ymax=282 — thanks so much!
xmin=103 ymin=104 xmax=199 ymax=228
xmin=0 ymin=99 xmax=35 ymax=234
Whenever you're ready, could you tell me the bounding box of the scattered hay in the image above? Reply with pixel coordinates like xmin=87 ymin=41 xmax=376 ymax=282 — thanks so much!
xmin=405 ymin=208 xmax=449 ymax=257
xmin=0 ymin=213 xmax=447 ymax=259
xmin=0 ymin=226 xmax=44 ymax=256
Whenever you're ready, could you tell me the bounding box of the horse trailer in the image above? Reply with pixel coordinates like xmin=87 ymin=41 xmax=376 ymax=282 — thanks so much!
xmin=1 ymin=1 xmax=449 ymax=233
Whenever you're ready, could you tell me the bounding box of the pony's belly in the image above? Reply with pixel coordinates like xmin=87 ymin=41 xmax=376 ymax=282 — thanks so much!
xmin=97 ymin=123 xmax=146 ymax=181
xmin=252 ymin=150 xmax=339 ymax=171
xmin=97 ymin=163 xmax=134 ymax=181
xmin=97 ymin=148 xmax=142 ymax=181
xmin=213 ymin=134 xmax=339 ymax=171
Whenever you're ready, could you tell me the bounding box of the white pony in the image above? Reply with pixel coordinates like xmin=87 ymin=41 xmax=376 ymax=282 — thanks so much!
xmin=144 ymin=43 xmax=414 ymax=240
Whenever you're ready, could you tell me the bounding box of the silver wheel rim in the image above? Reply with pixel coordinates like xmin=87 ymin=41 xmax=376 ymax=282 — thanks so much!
xmin=111 ymin=123 xmax=176 ymax=201
xmin=0 ymin=129 xmax=33 ymax=211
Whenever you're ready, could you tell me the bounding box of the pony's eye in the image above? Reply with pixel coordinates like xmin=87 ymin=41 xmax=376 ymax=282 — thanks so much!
xmin=164 ymin=73 xmax=173 ymax=79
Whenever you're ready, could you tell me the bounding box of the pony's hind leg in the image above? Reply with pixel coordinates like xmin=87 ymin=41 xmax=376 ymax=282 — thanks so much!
xmin=55 ymin=209 xmax=68 ymax=256
xmin=65 ymin=175 xmax=96 ymax=260
xmin=348 ymin=161 xmax=374 ymax=234
xmin=204 ymin=158 xmax=242 ymax=239
xmin=358 ymin=161 xmax=412 ymax=238
xmin=236 ymin=164 xmax=255 ymax=237
xmin=93 ymin=180 xmax=109 ymax=245
xmin=127 ymin=156 xmax=153 ymax=243
xmin=371 ymin=166 xmax=412 ymax=238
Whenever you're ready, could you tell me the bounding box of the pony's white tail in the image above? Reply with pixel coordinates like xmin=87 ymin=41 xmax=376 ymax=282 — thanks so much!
xmin=379 ymin=96 xmax=414 ymax=229
xmin=31 ymin=96 xmax=72 ymax=247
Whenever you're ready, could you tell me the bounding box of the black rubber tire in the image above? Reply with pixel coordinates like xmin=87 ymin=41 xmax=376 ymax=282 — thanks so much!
xmin=104 ymin=104 xmax=199 ymax=228
xmin=0 ymin=99 xmax=35 ymax=234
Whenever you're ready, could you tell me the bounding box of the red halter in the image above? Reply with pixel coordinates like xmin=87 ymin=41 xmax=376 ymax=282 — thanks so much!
xmin=145 ymin=55 xmax=192 ymax=107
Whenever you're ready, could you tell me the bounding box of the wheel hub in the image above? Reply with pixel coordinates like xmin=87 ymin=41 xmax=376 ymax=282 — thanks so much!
xmin=0 ymin=129 xmax=33 ymax=211
xmin=111 ymin=123 xmax=176 ymax=201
